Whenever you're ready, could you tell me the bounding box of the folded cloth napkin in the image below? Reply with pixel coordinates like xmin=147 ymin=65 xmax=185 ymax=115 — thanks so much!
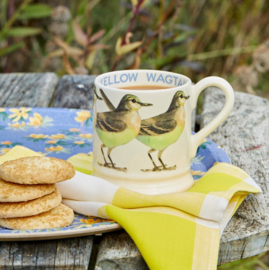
xmin=0 ymin=146 xmax=261 ymax=270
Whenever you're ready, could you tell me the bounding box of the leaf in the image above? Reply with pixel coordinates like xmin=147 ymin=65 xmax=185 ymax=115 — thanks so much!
xmin=72 ymin=20 xmax=88 ymax=47
xmin=174 ymin=32 xmax=195 ymax=43
xmin=57 ymin=141 xmax=70 ymax=146
xmin=0 ymin=112 xmax=8 ymax=121
xmin=88 ymin=29 xmax=105 ymax=44
xmin=62 ymin=52 xmax=75 ymax=75
xmin=18 ymin=4 xmax=52 ymax=19
xmin=0 ymin=42 xmax=25 ymax=58
xmin=6 ymin=27 xmax=42 ymax=37
xmin=85 ymin=118 xmax=90 ymax=127
xmin=48 ymin=49 xmax=64 ymax=58
xmin=115 ymin=37 xmax=142 ymax=56
xmin=88 ymin=44 xmax=110 ymax=50
xmin=130 ymin=0 xmax=138 ymax=6
xmin=175 ymin=24 xmax=197 ymax=32
xmin=12 ymin=142 xmax=23 ymax=146
xmin=85 ymin=51 xmax=96 ymax=70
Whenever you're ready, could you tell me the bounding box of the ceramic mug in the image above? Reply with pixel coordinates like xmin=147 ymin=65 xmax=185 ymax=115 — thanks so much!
xmin=93 ymin=70 xmax=234 ymax=195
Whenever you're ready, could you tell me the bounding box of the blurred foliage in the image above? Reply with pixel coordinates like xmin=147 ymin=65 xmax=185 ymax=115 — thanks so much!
xmin=0 ymin=0 xmax=269 ymax=91
xmin=0 ymin=0 xmax=52 ymax=59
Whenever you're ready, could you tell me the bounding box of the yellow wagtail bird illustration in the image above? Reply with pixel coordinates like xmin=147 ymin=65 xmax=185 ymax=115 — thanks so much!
xmin=96 ymin=91 xmax=152 ymax=172
xmin=136 ymin=91 xmax=190 ymax=172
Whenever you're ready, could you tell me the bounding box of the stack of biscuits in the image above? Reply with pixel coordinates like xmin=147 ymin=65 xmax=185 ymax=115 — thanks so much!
xmin=0 ymin=156 xmax=75 ymax=230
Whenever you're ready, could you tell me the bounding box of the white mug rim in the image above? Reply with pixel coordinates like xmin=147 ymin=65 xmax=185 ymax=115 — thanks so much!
xmin=94 ymin=69 xmax=192 ymax=93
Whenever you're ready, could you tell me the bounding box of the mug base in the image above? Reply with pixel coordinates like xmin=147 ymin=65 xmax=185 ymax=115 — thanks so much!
xmin=92 ymin=170 xmax=194 ymax=195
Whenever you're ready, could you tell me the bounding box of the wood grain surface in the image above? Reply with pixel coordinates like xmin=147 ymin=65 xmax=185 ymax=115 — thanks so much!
xmin=95 ymin=231 xmax=148 ymax=270
xmin=0 ymin=73 xmax=58 ymax=107
xmin=201 ymin=88 xmax=269 ymax=265
xmin=0 ymin=236 xmax=94 ymax=269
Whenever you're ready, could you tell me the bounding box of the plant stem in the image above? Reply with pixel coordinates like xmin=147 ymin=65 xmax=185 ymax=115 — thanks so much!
xmin=101 ymin=11 xmax=133 ymax=43
xmin=121 ymin=0 xmax=144 ymax=46
xmin=187 ymin=46 xmax=257 ymax=61
xmin=140 ymin=0 xmax=177 ymax=55
xmin=111 ymin=0 xmax=144 ymax=70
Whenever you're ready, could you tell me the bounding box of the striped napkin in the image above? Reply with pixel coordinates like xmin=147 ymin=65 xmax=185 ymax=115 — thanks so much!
xmin=0 ymin=146 xmax=261 ymax=270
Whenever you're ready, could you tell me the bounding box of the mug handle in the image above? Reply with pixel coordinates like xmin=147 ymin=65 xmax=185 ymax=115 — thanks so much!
xmin=189 ymin=76 xmax=235 ymax=159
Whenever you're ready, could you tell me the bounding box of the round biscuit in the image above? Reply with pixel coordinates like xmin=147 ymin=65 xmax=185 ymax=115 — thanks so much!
xmin=0 ymin=189 xmax=62 ymax=218
xmin=0 ymin=204 xmax=74 ymax=230
xmin=0 ymin=178 xmax=56 ymax=202
xmin=0 ymin=156 xmax=75 ymax=184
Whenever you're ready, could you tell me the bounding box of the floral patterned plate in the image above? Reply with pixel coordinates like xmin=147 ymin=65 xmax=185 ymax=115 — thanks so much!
xmin=0 ymin=107 xmax=230 ymax=240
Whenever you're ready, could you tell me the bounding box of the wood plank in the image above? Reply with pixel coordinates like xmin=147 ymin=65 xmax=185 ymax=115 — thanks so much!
xmin=0 ymin=73 xmax=58 ymax=107
xmin=95 ymin=231 xmax=149 ymax=270
xmin=53 ymin=75 xmax=96 ymax=109
xmin=201 ymin=87 xmax=269 ymax=265
xmin=0 ymin=236 xmax=94 ymax=269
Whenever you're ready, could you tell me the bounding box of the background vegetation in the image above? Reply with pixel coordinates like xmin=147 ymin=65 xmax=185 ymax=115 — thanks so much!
xmin=1 ymin=0 xmax=269 ymax=98
xmin=1 ymin=0 xmax=269 ymax=268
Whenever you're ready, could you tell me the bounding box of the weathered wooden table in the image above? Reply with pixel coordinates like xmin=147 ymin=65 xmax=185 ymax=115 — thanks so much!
xmin=0 ymin=73 xmax=268 ymax=269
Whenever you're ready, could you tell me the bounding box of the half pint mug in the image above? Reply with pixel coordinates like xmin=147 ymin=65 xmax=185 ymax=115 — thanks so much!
xmin=93 ymin=70 xmax=234 ymax=195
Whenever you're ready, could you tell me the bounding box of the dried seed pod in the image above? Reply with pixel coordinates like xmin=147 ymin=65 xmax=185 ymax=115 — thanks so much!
xmin=253 ymin=41 xmax=269 ymax=73
xmin=44 ymin=58 xmax=62 ymax=72
xmin=51 ymin=6 xmax=71 ymax=23
xmin=234 ymin=65 xmax=258 ymax=87
xmin=233 ymin=65 xmax=258 ymax=94
xmin=48 ymin=22 xmax=68 ymax=39
xmin=74 ymin=66 xmax=89 ymax=75
xmin=45 ymin=41 xmax=58 ymax=53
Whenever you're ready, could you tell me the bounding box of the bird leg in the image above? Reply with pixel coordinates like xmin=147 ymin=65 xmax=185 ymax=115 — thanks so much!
xmin=141 ymin=149 xmax=163 ymax=172
xmin=158 ymin=149 xmax=176 ymax=171
xmin=98 ymin=144 xmax=115 ymax=167
xmin=107 ymin=148 xmax=127 ymax=172
xmin=100 ymin=144 xmax=110 ymax=166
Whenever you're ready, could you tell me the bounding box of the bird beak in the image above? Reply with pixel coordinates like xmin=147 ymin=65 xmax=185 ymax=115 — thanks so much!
xmin=137 ymin=102 xmax=153 ymax=106
xmin=184 ymin=95 xmax=190 ymax=100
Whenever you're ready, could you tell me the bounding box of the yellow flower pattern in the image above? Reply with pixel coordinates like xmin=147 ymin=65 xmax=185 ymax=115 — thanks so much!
xmin=9 ymin=107 xmax=31 ymax=122
xmin=1 ymin=141 xmax=12 ymax=145
xmin=50 ymin=134 xmax=65 ymax=139
xmin=0 ymin=148 xmax=11 ymax=156
xmin=45 ymin=146 xmax=64 ymax=152
xmin=27 ymin=113 xmax=43 ymax=126
xmin=8 ymin=122 xmax=26 ymax=128
xmin=79 ymin=134 xmax=93 ymax=138
xmin=75 ymin=111 xmax=91 ymax=126
xmin=29 ymin=134 xmax=48 ymax=139
xmin=46 ymin=140 xmax=57 ymax=144
xmin=190 ymin=170 xmax=205 ymax=176
xmin=74 ymin=141 xmax=84 ymax=145
xmin=80 ymin=217 xmax=113 ymax=225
